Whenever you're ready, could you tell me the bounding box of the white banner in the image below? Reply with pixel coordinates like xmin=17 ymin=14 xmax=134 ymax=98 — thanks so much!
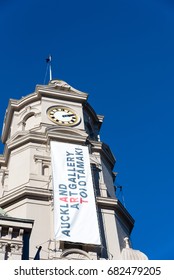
xmin=51 ymin=141 xmax=101 ymax=245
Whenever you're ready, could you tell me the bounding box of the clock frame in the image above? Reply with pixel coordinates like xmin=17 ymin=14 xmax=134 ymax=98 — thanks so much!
xmin=47 ymin=106 xmax=81 ymax=126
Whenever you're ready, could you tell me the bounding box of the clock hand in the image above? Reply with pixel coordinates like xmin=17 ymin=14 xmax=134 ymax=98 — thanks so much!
xmin=62 ymin=114 xmax=75 ymax=117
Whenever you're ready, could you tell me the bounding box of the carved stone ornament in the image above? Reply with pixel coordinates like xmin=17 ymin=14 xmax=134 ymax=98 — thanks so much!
xmin=0 ymin=242 xmax=7 ymax=252
xmin=49 ymin=80 xmax=71 ymax=90
xmin=60 ymin=248 xmax=91 ymax=260
xmin=10 ymin=243 xmax=23 ymax=254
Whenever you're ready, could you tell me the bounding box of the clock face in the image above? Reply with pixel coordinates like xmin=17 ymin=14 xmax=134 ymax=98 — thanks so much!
xmin=47 ymin=106 xmax=80 ymax=126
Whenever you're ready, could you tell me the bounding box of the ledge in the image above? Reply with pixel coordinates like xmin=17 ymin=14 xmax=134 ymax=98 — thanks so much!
xmin=0 ymin=215 xmax=34 ymax=230
xmin=97 ymin=196 xmax=134 ymax=234
xmin=0 ymin=185 xmax=52 ymax=208
xmin=90 ymin=140 xmax=116 ymax=168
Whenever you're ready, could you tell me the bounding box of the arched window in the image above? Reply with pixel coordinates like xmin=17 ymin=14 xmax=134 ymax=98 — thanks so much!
xmin=22 ymin=112 xmax=35 ymax=131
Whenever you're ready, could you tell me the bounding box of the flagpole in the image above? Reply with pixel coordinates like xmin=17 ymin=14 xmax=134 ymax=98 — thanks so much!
xmin=49 ymin=63 xmax=52 ymax=81
xmin=49 ymin=55 xmax=52 ymax=80
xmin=46 ymin=55 xmax=52 ymax=81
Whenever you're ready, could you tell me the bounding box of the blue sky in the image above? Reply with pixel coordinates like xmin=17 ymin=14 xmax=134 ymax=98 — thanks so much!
xmin=0 ymin=0 xmax=174 ymax=260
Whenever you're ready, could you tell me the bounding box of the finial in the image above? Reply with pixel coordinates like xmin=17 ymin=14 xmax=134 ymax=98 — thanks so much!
xmin=124 ymin=237 xmax=131 ymax=248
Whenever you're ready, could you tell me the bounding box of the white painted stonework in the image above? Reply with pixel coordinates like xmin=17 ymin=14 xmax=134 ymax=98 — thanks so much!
xmin=0 ymin=80 xmax=147 ymax=260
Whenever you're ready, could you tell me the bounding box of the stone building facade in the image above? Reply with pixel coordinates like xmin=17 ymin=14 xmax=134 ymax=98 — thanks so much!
xmin=0 ymin=80 xmax=147 ymax=260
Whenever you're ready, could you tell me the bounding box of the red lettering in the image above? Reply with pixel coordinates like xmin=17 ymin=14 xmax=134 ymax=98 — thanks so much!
xmin=80 ymin=198 xmax=88 ymax=204
xmin=70 ymin=197 xmax=78 ymax=203
xmin=60 ymin=197 xmax=68 ymax=202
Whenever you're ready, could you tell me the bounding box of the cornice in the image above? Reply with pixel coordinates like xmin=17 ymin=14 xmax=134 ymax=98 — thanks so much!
xmin=2 ymin=127 xmax=89 ymax=165
xmin=1 ymin=92 xmax=39 ymax=143
xmin=46 ymin=126 xmax=88 ymax=145
xmin=97 ymin=196 xmax=134 ymax=234
xmin=6 ymin=131 xmax=47 ymax=149
xmin=1 ymin=81 xmax=88 ymax=143
xmin=90 ymin=140 xmax=116 ymax=168
xmin=0 ymin=216 xmax=34 ymax=230
xmin=0 ymin=185 xmax=52 ymax=209
xmin=83 ymin=102 xmax=104 ymax=130
xmin=47 ymin=131 xmax=87 ymax=145
xmin=0 ymin=155 xmax=5 ymax=167
xmin=37 ymin=87 xmax=88 ymax=103
xmin=2 ymin=131 xmax=48 ymax=165
xmin=44 ymin=79 xmax=88 ymax=95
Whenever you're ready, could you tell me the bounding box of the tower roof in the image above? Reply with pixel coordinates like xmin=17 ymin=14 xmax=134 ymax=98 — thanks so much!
xmin=121 ymin=237 xmax=148 ymax=260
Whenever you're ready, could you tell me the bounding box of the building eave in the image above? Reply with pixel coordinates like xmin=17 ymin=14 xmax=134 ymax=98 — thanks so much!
xmin=97 ymin=196 xmax=134 ymax=234
xmin=83 ymin=102 xmax=104 ymax=130
xmin=0 ymin=186 xmax=52 ymax=209
xmin=90 ymin=140 xmax=116 ymax=169
xmin=0 ymin=215 xmax=34 ymax=230
xmin=1 ymin=82 xmax=88 ymax=144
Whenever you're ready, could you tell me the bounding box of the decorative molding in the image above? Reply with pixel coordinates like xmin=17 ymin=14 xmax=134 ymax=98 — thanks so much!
xmin=2 ymin=81 xmax=88 ymax=143
xmin=47 ymin=127 xmax=88 ymax=145
xmin=0 ymin=242 xmax=8 ymax=252
xmin=0 ymin=185 xmax=52 ymax=208
xmin=90 ymin=140 xmax=116 ymax=168
xmin=84 ymin=102 xmax=104 ymax=130
xmin=60 ymin=248 xmax=91 ymax=260
xmin=10 ymin=243 xmax=23 ymax=255
xmin=0 ymin=218 xmax=33 ymax=260
xmin=97 ymin=197 xmax=134 ymax=234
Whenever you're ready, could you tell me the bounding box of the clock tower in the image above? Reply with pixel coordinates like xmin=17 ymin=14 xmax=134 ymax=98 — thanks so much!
xmin=0 ymin=79 xmax=147 ymax=260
